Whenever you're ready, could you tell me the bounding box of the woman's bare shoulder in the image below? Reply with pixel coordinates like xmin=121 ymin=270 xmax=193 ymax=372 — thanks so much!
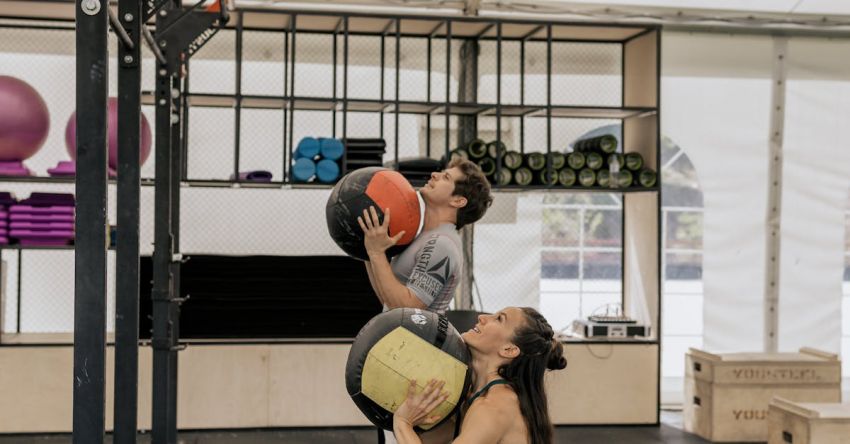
xmin=475 ymin=384 xmax=520 ymax=415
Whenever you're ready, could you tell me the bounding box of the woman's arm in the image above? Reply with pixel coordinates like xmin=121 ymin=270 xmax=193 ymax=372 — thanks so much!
xmin=393 ymin=380 xmax=449 ymax=444
xmin=393 ymin=380 xmax=509 ymax=444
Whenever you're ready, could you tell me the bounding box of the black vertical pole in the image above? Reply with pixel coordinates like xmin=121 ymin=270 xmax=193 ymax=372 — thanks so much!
xmin=167 ymin=69 xmax=183 ymax=444
xmin=426 ymin=34 xmax=431 ymax=158
xmin=234 ymin=14 xmax=243 ymax=181
xmin=332 ymin=19 xmax=338 ymax=137
xmin=394 ymin=19 xmax=400 ymax=168
xmin=546 ymin=25 xmax=552 ymax=184
xmin=114 ymin=0 xmax=142 ymax=442
xmin=445 ymin=20 xmax=451 ymax=162
xmin=16 ymin=249 xmax=21 ymax=333
xmin=379 ymin=28 xmax=385 ymax=140
xmin=342 ymin=17 xmax=348 ymax=142
xmin=520 ymin=38 xmax=525 ymax=154
xmin=288 ymin=15 xmax=296 ymax=181
xmin=283 ymin=29 xmax=289 ymax=182
xmin=73 ymin=0 xmax=109 ymax=441
xmin=495 ymin=23 xmax=502 ymax=183
xmin=181 ymin=60 xmax=190 ymax=180
xmin=152 ymin=3 xmax=177 ymax=442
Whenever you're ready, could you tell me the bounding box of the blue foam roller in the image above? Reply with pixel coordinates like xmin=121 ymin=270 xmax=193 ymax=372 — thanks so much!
xmin=316 ymin=159 xmax=341 ymax=183
xmin=292 ymin=157 xmax=316 ymax=182
xmin=296 ymin=137 xmax=320 ymax=159
xmin=319 ymin=138 xmax=345 ymax=161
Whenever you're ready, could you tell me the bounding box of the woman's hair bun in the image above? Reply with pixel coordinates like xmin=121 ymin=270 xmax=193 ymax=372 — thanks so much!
xmin=547 ymin=341 xmax=567 ymax=370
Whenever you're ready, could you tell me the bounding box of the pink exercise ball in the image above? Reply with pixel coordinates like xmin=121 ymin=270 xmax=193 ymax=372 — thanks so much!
xmin=65 ymin=97 xmax=152 ymax=170
xmin=0 ymin=75 xmax=50 ymax=161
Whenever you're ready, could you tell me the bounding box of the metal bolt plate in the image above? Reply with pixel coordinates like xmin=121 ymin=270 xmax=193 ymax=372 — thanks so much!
xmin=81 ymin=0 xmax=100 ymax=15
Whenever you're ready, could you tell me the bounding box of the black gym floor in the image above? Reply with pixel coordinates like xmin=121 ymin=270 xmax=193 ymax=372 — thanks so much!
xmin=0 ymin=413 xmax=712 ymax=444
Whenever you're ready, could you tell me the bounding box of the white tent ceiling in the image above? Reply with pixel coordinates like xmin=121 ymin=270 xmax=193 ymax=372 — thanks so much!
xmin=233 ymin=0 xmax=850 ymax=32
xmin=531 ymin=0 xmax=850 ymax=15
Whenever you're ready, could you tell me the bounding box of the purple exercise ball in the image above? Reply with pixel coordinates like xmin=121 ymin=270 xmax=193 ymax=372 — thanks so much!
xmin=65 ymin=97 xmax=152 ymax=170
xmin=0 ymin=75 xmax=50 ymax=161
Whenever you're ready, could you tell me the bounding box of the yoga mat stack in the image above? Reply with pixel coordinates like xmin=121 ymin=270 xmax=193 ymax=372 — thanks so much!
xmin=392 ymin=158 xmax=443 ymax=187
xmin=0 ymin=192 xmax=16 ymax=245
xmin=342 ymin=138 xmax=385 ymax=175
xmin=9 ymin=192 xmax=75 ymax=246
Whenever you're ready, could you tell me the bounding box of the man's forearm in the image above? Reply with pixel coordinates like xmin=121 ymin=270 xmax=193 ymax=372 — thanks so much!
xmin=364 ymin=261 xmax=386 ymax=305
xmin=367 ymin=251 xmax=425 ymax=309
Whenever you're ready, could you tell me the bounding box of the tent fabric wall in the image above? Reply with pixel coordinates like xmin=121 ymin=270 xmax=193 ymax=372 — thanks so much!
xmin=662 ymin=31 xmax=850 ymax=402
xmin=778 ymin=38 xmax=850 ymax=354
xmin=662 ymin=32 xmax=773 ymax=353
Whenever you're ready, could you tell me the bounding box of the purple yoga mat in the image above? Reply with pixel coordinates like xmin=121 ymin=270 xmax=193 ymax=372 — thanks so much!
xmin=0 ymin=166 xmax=32 ymax=177
xmin=11 ymin=229 xmax=74 ymax=241
xmin=21 ymin=192 xmax=75 ymax=206
xmin=46 ymin=162 xmax=116 ymax=178
xmin=9 ymin=213 xmax=74 ymax=222
xmin=47 ymin=160 xmax=76 ymax=176
xmin=10 ymin=222 xmax=74 ymax=231
xmin=231 ymin=170 xmax=273 ymax=182
xmin=0 ymin=237 xmax=8 ymax=245
xmin=0 ymin=192 xmax=17 ymax=206
xmin=10 ymin=205 xmax=75 ymax=215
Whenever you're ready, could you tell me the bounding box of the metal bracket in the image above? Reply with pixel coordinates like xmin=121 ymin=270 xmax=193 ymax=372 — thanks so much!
xmin=173 ymin=295 xmax=190 ymax=305
xmin=151 ymin=338 xmax=187 ymax=352
xmin=144 ymin=0 xmax=172 ymax=21
xmin=151 ymin=315 xmax=187 ymax=351
xmin=155 ymin=0 xmax=230 ymax=74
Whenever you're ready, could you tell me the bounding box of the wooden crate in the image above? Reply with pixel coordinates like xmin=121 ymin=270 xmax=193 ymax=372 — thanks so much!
xmin=684 ymin=347 xmax=841 ymax=442
xmin=768 ymin=397 xmax=850 ymax=444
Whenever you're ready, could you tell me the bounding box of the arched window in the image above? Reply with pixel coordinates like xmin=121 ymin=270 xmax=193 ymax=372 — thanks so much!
xmin=658 ymin=135 xmax=704 ymax=404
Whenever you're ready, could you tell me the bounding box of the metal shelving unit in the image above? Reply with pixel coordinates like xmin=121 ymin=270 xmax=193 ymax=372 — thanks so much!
xmin=172 ymin=9 xmax=661 ymax=192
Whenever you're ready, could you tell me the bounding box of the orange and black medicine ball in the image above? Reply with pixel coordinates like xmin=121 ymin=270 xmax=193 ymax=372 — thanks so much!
xmin=326 ymin=167 xmax=423 ymax=261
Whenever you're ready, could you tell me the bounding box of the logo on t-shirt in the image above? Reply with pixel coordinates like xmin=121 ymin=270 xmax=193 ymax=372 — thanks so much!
xmin=408 ymin=236 xmax=454 ymax=299
xmin=426 ymin=256 xmax=451 ymax=285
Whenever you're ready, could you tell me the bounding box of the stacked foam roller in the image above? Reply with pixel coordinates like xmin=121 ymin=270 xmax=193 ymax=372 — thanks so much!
xmin=450 ymin=136 xmax=658 ymax=188
xmin=291 ymin=137 xmax=344 ymax=183
xmin=566 ymin=134 xmax=658 ymax=189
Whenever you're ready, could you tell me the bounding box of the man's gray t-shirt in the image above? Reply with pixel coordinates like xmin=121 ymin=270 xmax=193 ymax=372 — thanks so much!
xmin=390 ymin=223 xmax=462 ymax=315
